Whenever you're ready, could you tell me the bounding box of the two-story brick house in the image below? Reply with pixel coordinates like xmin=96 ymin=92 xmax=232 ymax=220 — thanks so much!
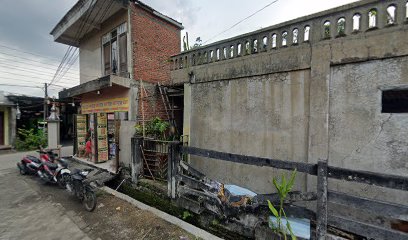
xmin=52 ymin=0 xmax=183 ymax=170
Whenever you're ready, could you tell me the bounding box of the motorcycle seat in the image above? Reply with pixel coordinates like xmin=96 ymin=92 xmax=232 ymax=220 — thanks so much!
xmin=44 ymin=162 xmax=58 ymax=169
xmin=27 ymin=156 xmax=41 ymax=163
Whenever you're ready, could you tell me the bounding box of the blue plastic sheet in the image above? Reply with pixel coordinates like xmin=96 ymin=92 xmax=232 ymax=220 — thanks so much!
xmin=224 ymin=184 xmax=257 ymax=197
xmin=269 ymin=216 xmax=311 ymax=239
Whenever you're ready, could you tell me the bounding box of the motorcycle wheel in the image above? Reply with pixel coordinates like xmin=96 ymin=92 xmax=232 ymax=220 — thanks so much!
xmin=83 ymin=186 xmax=97 ymax=212
xmin=66 ymin=181 xmax=76 ymax=197
xmin=57 ymin=173 xmax=70 ymax=189
xmin=17 ymin=163 xmax=27 ymax=175
xmin=38 ymin=171 xmax=48 ymax=185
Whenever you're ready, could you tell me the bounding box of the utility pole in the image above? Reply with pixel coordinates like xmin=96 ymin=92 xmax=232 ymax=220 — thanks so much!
xmin=44 ymin=83 xmax=48 ymax=121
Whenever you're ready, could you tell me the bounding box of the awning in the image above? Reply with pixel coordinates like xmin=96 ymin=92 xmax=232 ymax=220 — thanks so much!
xmin=59 ymin=75 xmax=137 ymax=99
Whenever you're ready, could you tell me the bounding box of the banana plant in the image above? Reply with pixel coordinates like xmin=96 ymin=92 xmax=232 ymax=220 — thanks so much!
xmin=267 ymin=169 xmax=297 ymax=240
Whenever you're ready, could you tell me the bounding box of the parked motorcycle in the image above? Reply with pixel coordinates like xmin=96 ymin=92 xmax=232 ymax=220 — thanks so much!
xmin=17 ymin=149 xmax=54 ymax=175
xmin=65 ymin=168 xmax=97 ymax=212
xmin=37 ymin=153 xmax=71 ymax=188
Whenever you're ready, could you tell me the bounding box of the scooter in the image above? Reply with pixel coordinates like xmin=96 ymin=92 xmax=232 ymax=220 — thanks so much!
xmin=66 ymin=168 xmax=97 ymax=212
xmin=17 ymin=149 xmax=54 ymax=175
xmin=37 ymin=153 xmax=71 ymax=188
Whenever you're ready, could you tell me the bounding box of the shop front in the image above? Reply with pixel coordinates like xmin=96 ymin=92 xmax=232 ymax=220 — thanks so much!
xmin=75 ymin=96 xmax=128 ymax=163
xmin=60 ymin=76 xmax=138 ymax=172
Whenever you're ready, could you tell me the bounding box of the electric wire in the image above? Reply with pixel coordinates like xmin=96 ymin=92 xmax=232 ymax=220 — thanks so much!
xmin=0 ymin=62 xmax=80 ymax=78
xmin=0 ymin=51 xmax=78 ymax=70
xmin=48 ymin=0 xmax=90 ymax=86
xmin=0 ymin=56 xmax=97 ymax=78
xmin=50 ymin=0 xmax=99 ymax=87
xmin=203 ymin=0 xmax=280 ymax=44
xmin=0 ymin=77 xmax=74 ymax=88
xmin=53 ymin=0 xmax=114 ymax=86
xmin=0 ymin=54 xmax=75 ymax=70
xmin=0 ymin=83 xmax=43 ymax=88
xmin=0 ymin=73 xmax=78 ymax=86
xmin=0 ymin=68 xmax=77 ymax=82
xmin=0 ymin=44 xmax=63 ymax=61
xmin=0 ymin=70 xmax=76 ymax=84
xmin=53 ymin=0 xmax=115 ymax=87
xmin=51 ymin=51 xmax=79 ymax=86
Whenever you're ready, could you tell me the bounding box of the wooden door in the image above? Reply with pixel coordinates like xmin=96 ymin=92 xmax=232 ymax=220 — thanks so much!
xmin=0 ymin=112 xmax=4 ymax=145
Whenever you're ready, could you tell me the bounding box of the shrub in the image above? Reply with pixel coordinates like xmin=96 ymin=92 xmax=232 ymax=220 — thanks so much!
xmin=15 ymin=128 xmax=47 ymax=151
xmin=135 ymin=117 xmax=170 ymax=140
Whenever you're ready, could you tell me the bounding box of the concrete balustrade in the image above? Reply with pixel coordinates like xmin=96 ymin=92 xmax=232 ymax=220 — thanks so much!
xmin=170 ymin=0 xmax=408 ymax=71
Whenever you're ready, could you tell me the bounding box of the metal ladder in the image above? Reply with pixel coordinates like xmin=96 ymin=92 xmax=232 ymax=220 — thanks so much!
xmin=157 ymin=83 xmax=177 ymax=134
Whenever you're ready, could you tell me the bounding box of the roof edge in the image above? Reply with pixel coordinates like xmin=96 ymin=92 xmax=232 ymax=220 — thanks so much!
xmin=50 ymin=0 xmax=86 ymax=36
xmin=134 ymin=0 xmax=184 ymax=30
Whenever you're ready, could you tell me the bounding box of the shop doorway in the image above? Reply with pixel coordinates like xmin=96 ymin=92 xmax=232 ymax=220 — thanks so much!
xmin=73 ymin=112 xmax=122 ymax=173
xmin=0 ymin=112 xmax=4 ymax=145
xmin=169 ymin=95 xmax=184 ymax=136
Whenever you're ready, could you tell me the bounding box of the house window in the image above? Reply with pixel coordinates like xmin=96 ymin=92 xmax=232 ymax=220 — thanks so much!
xmin=102 ymin=23 xmax=128 ymax=76
xmin=382 ymin=89 xmax=408 ymax=113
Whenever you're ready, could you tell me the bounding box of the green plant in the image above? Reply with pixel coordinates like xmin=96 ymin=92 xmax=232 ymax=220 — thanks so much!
xmin=210 ymin=219 xmax=220 ymax=226
xmin=15 ymin=128 xmax=47 ymax=151
xmin=182 ymin=210 xmax=192 ymax=220
xmin=183 ymin=32 xmax=202 ymax=51
xmin=267 ymin=169 xmax=297 ymax=240
xmin=134 ymin=117 xmax=170 ymax=140
xmin=134 ymin=124 xmax=143 ymax=136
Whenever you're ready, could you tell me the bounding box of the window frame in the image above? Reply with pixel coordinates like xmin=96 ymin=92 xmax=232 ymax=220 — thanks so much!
xmin=101 ymin=22 xmax=128 ymax=77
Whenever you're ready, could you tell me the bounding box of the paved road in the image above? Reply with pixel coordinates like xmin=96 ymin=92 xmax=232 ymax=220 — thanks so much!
xmin=0 ymin=147 xmax=195 ymax=240
xmin=0 ymin=147 xmax=92 ymax=240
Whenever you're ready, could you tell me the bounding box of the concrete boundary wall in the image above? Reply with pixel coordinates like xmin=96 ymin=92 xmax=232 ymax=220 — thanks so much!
xmin=170 ymin=0 xmax=408 ymax=202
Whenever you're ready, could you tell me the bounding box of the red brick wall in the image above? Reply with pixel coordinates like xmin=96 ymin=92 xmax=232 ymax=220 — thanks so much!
xmin=130 ymin=3 xmax=181 ymax=84
xmin=138 ymin=83 xmax=169 ymax=123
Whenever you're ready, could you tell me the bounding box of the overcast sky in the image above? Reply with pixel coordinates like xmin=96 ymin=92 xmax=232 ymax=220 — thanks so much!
xmin=0 ymin=0 xmax=358 ymax=97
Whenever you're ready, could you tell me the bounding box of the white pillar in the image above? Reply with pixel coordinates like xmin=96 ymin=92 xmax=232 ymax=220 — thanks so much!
xmin=47 ymin=103 xmax=60 ymax=149
xmin=47 ymin=120 xmax=60 ymax=149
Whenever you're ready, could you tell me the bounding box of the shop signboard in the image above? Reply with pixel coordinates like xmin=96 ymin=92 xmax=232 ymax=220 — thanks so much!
xmin=75 ymin=114 xmax=87 ymax=156
xmin=89 ymin=114 xmax=96 ymax=163
xmin=96 ymin=113 xmax=109 ymax=162
xmin=81 ymin=98 xmax=129 ymax=114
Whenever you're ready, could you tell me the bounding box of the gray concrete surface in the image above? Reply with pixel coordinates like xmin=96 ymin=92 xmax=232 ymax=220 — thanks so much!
xmin=103 ymin=187 xmax=223 ymax=240
xmin=0 ymin=147 xmax=91 ymax=240
xmin=0 ymin=147 xmax=204 ymax=240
